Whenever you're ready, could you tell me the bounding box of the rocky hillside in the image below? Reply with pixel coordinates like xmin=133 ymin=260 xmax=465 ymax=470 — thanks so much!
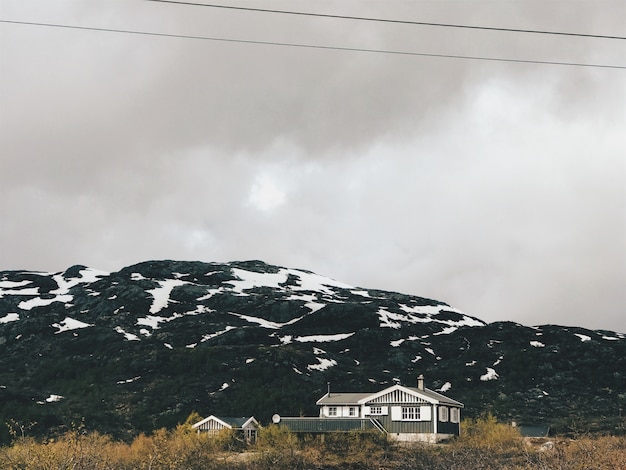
xmin=0 ymin=260 xmax=624 ymax=442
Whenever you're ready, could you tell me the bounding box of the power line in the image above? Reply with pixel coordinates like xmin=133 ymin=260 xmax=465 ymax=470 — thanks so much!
xmin=145 ymin=0 xmax=626 ymax=41
xmin=1 ymin=19 xmax=625 ymax=70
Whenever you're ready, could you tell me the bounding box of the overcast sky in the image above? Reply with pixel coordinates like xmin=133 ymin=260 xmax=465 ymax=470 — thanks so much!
xmin=1 ymin=0 xmax=625 ymax=332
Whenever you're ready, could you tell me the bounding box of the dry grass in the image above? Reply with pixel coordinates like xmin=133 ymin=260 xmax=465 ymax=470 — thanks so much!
xmin=1 ymin=415 xmax=625 ymax=469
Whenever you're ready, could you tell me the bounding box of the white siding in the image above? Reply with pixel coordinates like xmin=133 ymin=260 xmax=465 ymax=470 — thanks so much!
xmin=369 ymin=389 xmax=428 ymax=404
xmin=195 ymin=419 xmax=229 ymax=433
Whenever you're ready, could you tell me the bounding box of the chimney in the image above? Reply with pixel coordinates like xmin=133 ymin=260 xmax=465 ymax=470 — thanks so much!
xmin=417 ymin=374 xmax=424 ymax=390
xmin=327 ymin=382 xmax=331 ymax=397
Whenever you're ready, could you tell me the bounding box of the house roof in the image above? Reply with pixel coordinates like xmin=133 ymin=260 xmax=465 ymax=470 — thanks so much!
xmin=316 ymin=384 xmax=463 ymax=408
xmin=404 ymin=387 xmax=464 ymax=407
xmin=316 ymin=392 xmax=372 ymax=405
xmin=192 ymin=415 xmax=259 ymax=429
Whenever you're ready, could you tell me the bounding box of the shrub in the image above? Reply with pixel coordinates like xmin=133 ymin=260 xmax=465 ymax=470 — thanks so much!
xmin=254 ymin=425 xmax=305 ymax=470
xmin=459 ymin=413 xmax=524 ymax=453
xmin=1 ymin=424 xmax=625 ymax=470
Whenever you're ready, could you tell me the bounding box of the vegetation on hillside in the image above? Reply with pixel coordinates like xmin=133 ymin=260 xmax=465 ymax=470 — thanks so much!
xmin=2 ymin=260 xmax=625 ymax=442
xmin=1 ymin=414 xmax=625 ymax=470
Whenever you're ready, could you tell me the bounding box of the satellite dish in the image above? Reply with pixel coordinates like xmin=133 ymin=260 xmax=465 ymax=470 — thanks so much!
xmin=272 ymin=414 xmax=281 ymax=424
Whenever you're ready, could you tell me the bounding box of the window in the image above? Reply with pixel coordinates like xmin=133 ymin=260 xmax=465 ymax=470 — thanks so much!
xmin=439 ymin=406 xmax=449 ymax=422
xmin=349 ymin=407 xmax=356 ymax=416
xmin=450 ymin=408 xmax=460 ymax=423
xmin=328 ymin=407 xmax=337 ymax=417
xmin=370 ymin=406 xmax=382 ymax=415
xmin=401 ymin=407 xmax=420 ymax=420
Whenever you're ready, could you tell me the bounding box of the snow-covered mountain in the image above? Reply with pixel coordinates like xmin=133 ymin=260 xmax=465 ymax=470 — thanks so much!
xmin=1 ymin=260 xmax=484 ymax=344
xmin=0 ymin=260 xmax=624 ymax=441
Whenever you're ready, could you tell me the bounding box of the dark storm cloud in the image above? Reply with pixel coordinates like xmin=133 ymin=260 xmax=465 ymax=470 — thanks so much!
xmin=1 ymin=0 xmax=624 ymax=332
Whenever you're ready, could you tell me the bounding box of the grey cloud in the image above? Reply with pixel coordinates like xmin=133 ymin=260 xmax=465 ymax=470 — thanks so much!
xmin=1 ymin=0 xmax=625 ymax=332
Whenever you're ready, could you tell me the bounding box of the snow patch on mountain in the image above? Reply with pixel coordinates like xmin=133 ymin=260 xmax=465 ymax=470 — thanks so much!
xmin=227 ymin=268 xmax=287 ymax=292
xmin=279 ymin=335 xmax=293 ymax=344
xmin=377 ymin=308 xmax=402 ymax=329
xmin=350 ymin=290 xmax=371 ymax=297
xmin=294 ymin=333 xmax=355 ymax=343
xmin=148 ymin=279 xmax=187 ymax=314
xmin=6 ymin=268 xmax=105 ymax=311
xmin=400 ymin=304 xmax=484 ymax=327
xmin=0 ymin=313 xmax=19 ymax=324
xmin=391 ymin=335 xmax=421 ymax=347
xmin=305 ymin=302 xmax=326 ymax=313
xmin=5 ymin=268 xmax=107 ymax=312
xmin=197 ymin=288 xmax=224 ymax=301
xmin=51 ymin=268 xmax=108 ymax=295
xmin=227 ymin=267 xmax=352 ymax=296
xmin=38 ymin=394 xmax=64 ymax=404
xmin=434 ymin=326 xmax=458 ymax=335
xmin=52 ymin=317 xmax=93 ymax=334
xmin=117 ymin=376 xmax=141 ymax=384
xmin=480 ymin=368 xmax=499 ymax=381
xmin=288 ymin=270 xmax=353 ymax=293
xmin=201 ymin=326 xmax=237 ymax=342
xmin=378 ymin=305 xmax=483 ymax=331
xmin=229 ymin=312 xmax=284 ymax=329
xmin=0 ymin=279 xmax=40 ymax=298
xmin=307 ymin=357 xmax=337 ymax=371
xmin=137 ymin=315 xmax=168 ymax=330
xmin=0 ymin=287 xmax=40 ymax=297
xmin=602 ymin=335 xmax=620 ymax=341
xmin=19 ymin=295 xmax=73 ymax=310
xmin=284 ymin=293 xmax=326 ymax=313
xmin=0 ymin=279 xmax=31 ymax=288
xmin=115 ymin=326 xmax=140 ymax=341
xmin=228 ymin=311 xmax=307 ymax=329
xmin=575 ymin=333 xmax=592 ymax=342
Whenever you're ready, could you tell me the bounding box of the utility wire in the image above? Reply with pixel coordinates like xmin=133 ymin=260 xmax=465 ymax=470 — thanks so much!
xmin=1 ymin=19 xmax=625 ymax=70
xmin=145 ymin=0 xmax=626 ymax=41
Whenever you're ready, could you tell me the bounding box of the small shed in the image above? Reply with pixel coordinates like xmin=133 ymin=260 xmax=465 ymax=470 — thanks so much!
xmin=192 ymin=415 xmax=259 ymax=443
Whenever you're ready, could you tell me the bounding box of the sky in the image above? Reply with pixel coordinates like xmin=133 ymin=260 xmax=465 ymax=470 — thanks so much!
xmin=1 ymin=0 xmax=625 ymax=333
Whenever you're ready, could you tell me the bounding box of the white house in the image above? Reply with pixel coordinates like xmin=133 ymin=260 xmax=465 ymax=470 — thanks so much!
xmin=192 ymin=415 xmax=259 ymax=443
xmin=279 ymin=375 xmax=463 ymax=442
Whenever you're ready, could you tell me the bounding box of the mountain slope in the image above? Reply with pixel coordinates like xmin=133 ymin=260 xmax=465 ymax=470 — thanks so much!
xmin=0 ymin=260 xmax=624 ymax=442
